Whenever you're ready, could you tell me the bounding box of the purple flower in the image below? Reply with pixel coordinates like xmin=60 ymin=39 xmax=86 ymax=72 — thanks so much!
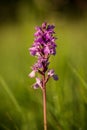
xmin=47 ymin=69 xmax=58 ymax=81
xmin=29 ymin=22 xmax=58 ymax=89
xmin=52 ymin=75 xmax=58 ymax=80
xmin=48 ymin=69 xmax=55 ymax=76
xmin=44 ymin=45 xmax=50 ymax=54
xmin=29 ymin=47 xmax=37 ymax=56
xmin=33 ymin=83 xmax=39 ymax=89
xmin=36 ymin=77 xmax=42 ymax=87
xmin=33 ymin=77 xmax=42 ymax=89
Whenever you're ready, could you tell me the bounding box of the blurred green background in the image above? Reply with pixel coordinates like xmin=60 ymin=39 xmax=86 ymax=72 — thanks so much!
xmin=0 ymin=0 xmax=87 ymax=130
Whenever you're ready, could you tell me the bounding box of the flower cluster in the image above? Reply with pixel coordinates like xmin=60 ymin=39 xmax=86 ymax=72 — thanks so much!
xmin=29 ymin=22 xmax=58 ymax=89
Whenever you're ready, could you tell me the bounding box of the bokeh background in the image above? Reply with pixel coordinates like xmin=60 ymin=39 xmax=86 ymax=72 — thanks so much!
xmin=0 ymin=0 xmax=87 ymax=130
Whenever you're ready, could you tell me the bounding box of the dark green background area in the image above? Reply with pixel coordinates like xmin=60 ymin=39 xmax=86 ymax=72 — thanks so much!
xmin=0 ymin=0 xmax=87 ymax=130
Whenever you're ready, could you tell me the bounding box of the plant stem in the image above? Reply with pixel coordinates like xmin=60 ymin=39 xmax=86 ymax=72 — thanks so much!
xmin=42 ymin=87 xmax=47 ymax=130
xmin=42 ymin=73 xmax=47 ymax=130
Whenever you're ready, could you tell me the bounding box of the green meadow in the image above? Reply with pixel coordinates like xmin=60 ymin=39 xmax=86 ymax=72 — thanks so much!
xmin=0 ymin=10 xmax=87 ymax=130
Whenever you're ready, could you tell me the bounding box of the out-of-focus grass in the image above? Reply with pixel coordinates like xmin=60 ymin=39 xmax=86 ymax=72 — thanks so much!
xmin=0 ymin=14 xmax=87 ymax=130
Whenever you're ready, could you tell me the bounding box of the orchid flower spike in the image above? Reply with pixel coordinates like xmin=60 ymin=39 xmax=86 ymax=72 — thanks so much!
xmin=28 ymin=22 xmax=58 ymax=89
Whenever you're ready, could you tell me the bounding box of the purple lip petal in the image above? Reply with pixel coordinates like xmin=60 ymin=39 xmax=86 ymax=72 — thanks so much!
xmin=33 ymin=83 xmax=39 ymax=89
xmin=52 ymin=75 xmax=58 ymax=81
xmin=29 ymin=47 xmax=37 ymax=56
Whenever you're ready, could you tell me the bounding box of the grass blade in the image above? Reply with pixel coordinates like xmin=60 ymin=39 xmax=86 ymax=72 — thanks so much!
xmin=68 ymin=63 xmax=87 ymax=90
xmin=0 ymin=75 xmax=22 ymax=113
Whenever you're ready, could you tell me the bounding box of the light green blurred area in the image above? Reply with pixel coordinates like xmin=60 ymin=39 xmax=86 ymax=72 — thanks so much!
xmin=0 ymin=3 xmax=87 ymax=130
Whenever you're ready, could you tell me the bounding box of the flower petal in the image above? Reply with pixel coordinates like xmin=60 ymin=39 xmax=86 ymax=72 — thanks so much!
xmin=52 ymin=75 xmax=58 ymax=80
xmin=28 ymin=71 xmax=35 ymax=78
xmin=36 ymin=77 xmax=42 ymax=87
xmin=33 ymin=83 xmax=39 ymax=89
xmin=48 ymin=69 xmax=55 ymax=76
xmin=29 ymin=47 xmax=37 ymax=56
